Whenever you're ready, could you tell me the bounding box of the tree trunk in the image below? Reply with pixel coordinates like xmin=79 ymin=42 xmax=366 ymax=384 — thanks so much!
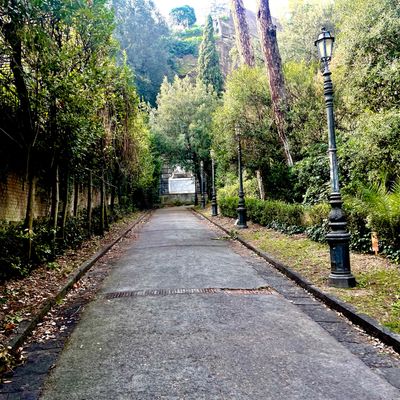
xmin=256 ymin=0 xmax=293 ymax=166
xmin=256 ymin=169 xmax=266 ymax=200
xmin=100 ymin=172 xmax=105 ymax=236
xmin=24 ymin=170 xmax=35 ymax=261
xmin=117 ymin=177 xmax=124 ymax=209
xmin=231 ymin=0 xmax=255 ymax=67
xmin=61 ymin=169 xmax=70 ymax=240
xmin=87 ymin=171 xmax=93 ymax=236
xmin=73 ymin=178 xmax=79 ymax=217
xmin=50 ymin=164 xmax=59 ymax=252
xmin=110 ymin=185 xmax=116 ymax=212
xmin=103 ymin=172 xmax=109 ymax=231
xmin=3 ymin=5 xmax=37 ymax=241
xmin=110 ymin=174 xmax=116 ymax=213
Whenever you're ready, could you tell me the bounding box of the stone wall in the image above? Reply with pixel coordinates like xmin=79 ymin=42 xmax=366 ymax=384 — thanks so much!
xmin=159 ymin=164 xmax=200 ymax=206
xmin=160 ymin=194 xmax=196 ymax=205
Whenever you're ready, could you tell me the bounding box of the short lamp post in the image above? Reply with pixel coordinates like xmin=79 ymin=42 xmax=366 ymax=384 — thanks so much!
xmin=315 ymin=28 xmax=356 ymax=288
xmin=200 ymin=160 xmax=206 ymax=209
xmin=235 ymin=125 xmax=247 ymax=229
xmin=210 ymin=150 xmax=218 ymax=216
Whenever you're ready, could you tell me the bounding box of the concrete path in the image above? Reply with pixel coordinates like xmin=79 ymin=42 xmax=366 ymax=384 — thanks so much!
xmin=40 ymin=208 xmax=400 ymax=399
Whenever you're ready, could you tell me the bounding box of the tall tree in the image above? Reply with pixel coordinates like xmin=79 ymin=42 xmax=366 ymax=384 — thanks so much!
xmin=279 ymin=1 xmax=334 ymax=63
xmin=197 ymin=15 xmax=224 ymax=94
xmin=170 ymin=5 xmax=196 ymax=28
xmin=212 ymin=66 xmax=289 ymax=200
xmin=256 ymin=0 xmax=293 ymax=166
xmin=230 ymin=0 xmax=255 ymax=67
xmin=151 ymin=77 xmax=218 ymax=185
xmin=113 ymin=0 xmax=172 ymax=104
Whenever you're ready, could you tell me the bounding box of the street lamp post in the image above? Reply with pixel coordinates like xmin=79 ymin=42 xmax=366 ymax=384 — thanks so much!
xmin=200 ymin=160 xmax=206 ymax=209
xmin=236 ymin=126 xmax=247 ymax=229
xmin=315 ymin=28 xmax=356 ymax=288
xmin=210 ymin=151 xmax=218 ymax=216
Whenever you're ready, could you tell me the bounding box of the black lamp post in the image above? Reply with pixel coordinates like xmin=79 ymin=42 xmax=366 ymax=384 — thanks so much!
xmin=200 ymin=160 xmax=206 ymax=209
xmin=210 ymin=150 xmax=218 ymax=216
xmin=315 ymin=28 xmax=356 ymax=288
xmin=236 ymin=125 xmax=247 ymax=229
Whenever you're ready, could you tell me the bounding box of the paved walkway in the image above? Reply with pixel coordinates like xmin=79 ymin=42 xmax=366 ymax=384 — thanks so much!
xmin=40 ymin=208 xmax=400 ymax=399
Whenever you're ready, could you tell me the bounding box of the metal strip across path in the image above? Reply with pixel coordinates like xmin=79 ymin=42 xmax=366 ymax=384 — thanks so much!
xmin=40 ymin=208 xmax=400 ymax=399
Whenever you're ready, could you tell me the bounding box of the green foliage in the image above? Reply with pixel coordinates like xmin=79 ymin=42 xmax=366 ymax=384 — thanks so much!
xmin=217 ymin=173 xmax=260 ymax=199
xmin=0 ymin=0 xmax=155 ymax=186
xmin=170 ymin=5 xmax=197 ymax=28
xmin=334 ymin=0 xmax=400 ymax=112
xmin=340 ymin=111 xmax=400 ymax=188
xmin=113 ymin=0 xmax=173 ymax=104
xmin=272 ymin=0 xmax=400 ymax=207
xmin=219 ymin=196 xmax=305 ymax=235
xmin=151 ymin=76 xmax=218 ymax=177
xmin=346 ymin=181 xmax=400 ymax=259
xmin=175 ymin=26 xmax=203 ymax=39
xmin=284 ymin=62 xmax=326 ymax=155
xmin=291 ymin=144 xmax=330 ymax=204
xmin=219 ymin=190 xmax=400 ymax=260
xmin=166 ymin=26 xmax=203 ymax=76
xmin=197 ymin=15 xmax=223 ymax=94
xmin=0 ymin=1 xmax=157 ymax=279
xmin=0 ymin=205 xmax=136 ymax=281
xmin=212 ymin=66 xmax=288 ymax=197
xmin=279 ymin=1 xmax=335 ymax=63
xmin=168 ymin=36 xmax=200 ymax=57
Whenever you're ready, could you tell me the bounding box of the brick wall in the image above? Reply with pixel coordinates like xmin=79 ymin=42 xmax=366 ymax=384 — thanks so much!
xmin=0 ymin=173 xmax=104 ymax=223
xmin=0 ymin=173 xmax=50 ymax=222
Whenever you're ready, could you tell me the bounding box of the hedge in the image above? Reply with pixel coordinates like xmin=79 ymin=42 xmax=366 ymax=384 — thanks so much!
xmin=218 ymin=196 xmax=400 ymax=263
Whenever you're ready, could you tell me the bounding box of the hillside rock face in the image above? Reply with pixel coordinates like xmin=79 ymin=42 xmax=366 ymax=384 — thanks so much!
xmin=176 ymin=9 xmax=279 ymax=79
xmin=213 ymin=9 xmax=259 ymax=76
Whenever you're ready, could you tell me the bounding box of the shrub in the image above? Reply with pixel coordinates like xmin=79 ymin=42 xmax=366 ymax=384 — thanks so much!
xmin=217 ymin=176 xmax=259 ymax=199
xmin=218 ymin=194 xmax=400 ymax=262
xmin=219 ymin=196 xmax=304 ymax=234
xmin=0 ymin=205 xmax=135 ymax=281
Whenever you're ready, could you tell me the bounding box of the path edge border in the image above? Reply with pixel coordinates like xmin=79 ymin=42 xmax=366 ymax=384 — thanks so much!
xmin=7 ymin=211 xmax=150 ymax=353
xmin=194 ymin=209 xmax=400 ymax=354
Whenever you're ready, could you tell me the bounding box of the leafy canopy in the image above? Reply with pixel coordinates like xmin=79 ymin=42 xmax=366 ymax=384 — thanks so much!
xmin=151 ymin=76 xmax=218 ymax=175
xmin=170 ymin=5 xmax=196 ymax=28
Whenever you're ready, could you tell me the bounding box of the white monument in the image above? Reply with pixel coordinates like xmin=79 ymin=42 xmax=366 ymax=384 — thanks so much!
xmin=168 ymin=166 xmax=195 ymax=194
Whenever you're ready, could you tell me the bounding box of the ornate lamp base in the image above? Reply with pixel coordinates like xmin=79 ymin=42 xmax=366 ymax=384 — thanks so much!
xmin=236 ymin=206 xmax=247 ymax=229
xmin=326 ymin=193 xmax=356 ymax=288
xmin=328 ymin=273 xmax=356 ymax=288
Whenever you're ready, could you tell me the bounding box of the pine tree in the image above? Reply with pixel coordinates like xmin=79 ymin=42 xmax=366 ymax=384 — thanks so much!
xmin=231 ymin=0 xmax=255 ymax=67
xmin=197 ymin=15 xmax=224 ymax=94
xmin=256 ymin=0 xmax=293 ymax=166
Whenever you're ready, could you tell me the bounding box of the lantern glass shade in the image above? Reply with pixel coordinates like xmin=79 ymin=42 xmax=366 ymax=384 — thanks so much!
xmin=315 ymin=28 xmax=335 ymax=61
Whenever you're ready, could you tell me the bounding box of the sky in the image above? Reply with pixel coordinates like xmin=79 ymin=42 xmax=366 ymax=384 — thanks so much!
xmin=153 ymin=0 xmax=289 ymax=24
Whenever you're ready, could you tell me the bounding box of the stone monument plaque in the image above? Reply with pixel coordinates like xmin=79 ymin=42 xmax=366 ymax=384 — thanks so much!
xmin=168 ymin=177 xmax=195 ymax=194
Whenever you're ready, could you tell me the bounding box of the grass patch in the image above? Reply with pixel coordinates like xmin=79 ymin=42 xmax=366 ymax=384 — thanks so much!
xmin=245 ymin=227 xmax=400 ymax=334
xmin=244 ymin=229 xmax=330 ymax=285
